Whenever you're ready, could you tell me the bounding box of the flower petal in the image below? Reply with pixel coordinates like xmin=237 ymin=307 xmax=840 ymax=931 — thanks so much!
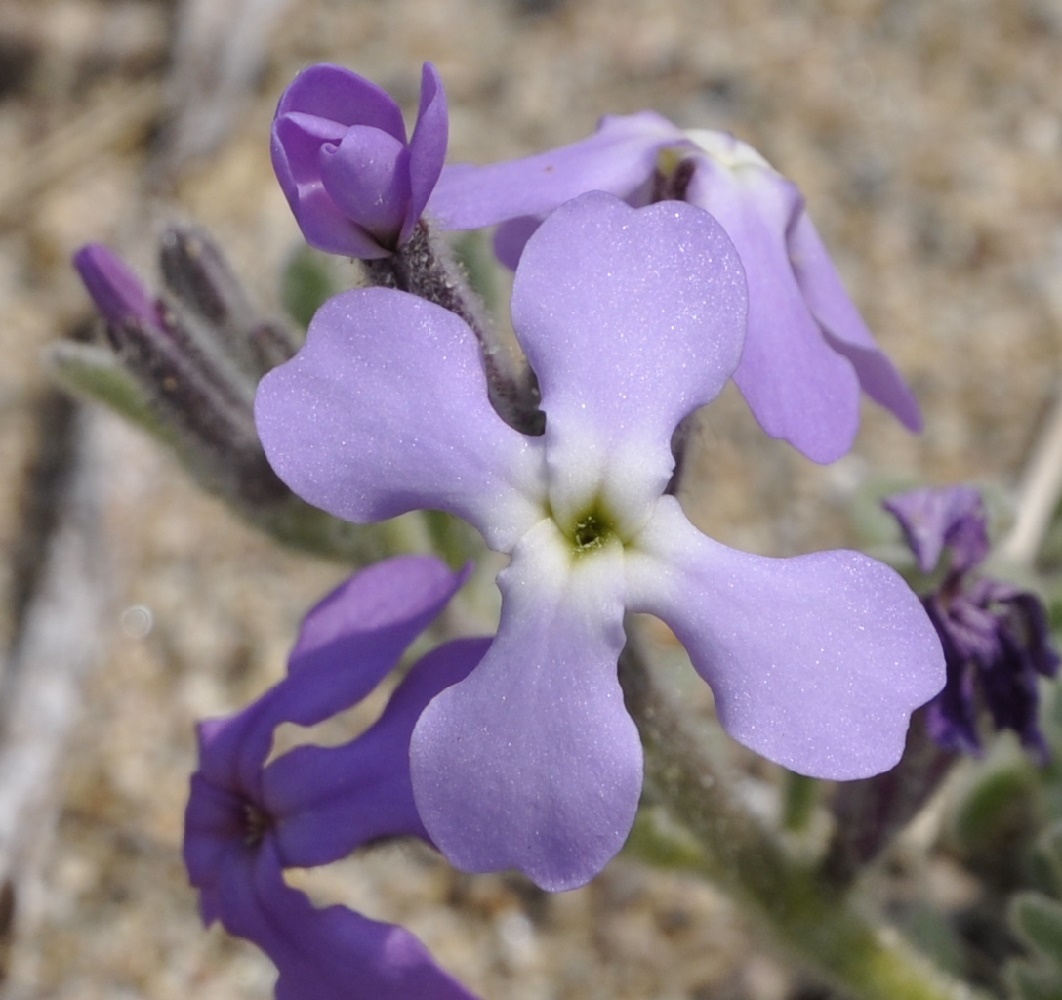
xmin=256 ymin=288 xmax=545 ymax=549
xmin=628 ymin=498 xmax=945 ymax=778
xmin=428 ymin=111 xmax=681 ymax=231
xmin=218 ymin=841 xmax=479 ymax=1000
xmin=275 ymin=63 xmax=406 ymax=138
xmin=410 ymin=520 xmax=642 ymax=891
xmin=789 ymin=212 xmax=922 ymax=432
xmin=882 ymin=485 xmax=988 ymax=574
xmin=271 ymin=115 xmax=389 ymax=258
xmin=194 ymin=557 xmax=468 ymax=799
xmin=266 ymin=638 xmax=489 ymax=868
xmin=405 ymin=63 xmax=449 ymax=241
xmin=511 ymin=192 xmax=747 ymax=530
xmin=319 ymin=128 xmax=412 ymax=244
xmin=686 ymin=161 xmax=862 ymax=463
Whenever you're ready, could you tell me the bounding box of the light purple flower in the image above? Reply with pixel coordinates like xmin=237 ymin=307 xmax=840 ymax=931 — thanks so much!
xmin=429 ymin=114 xmax=921 ymax=464
xmin=184 ymin=556 xmax=485 ymax=1000
xmin=271 ymin=63 xmax=448 ymax=258
xmin=256 ymin=191 xmax=944 ymax=891
xmin=884 ymin=486 xmax=1059 ymax=761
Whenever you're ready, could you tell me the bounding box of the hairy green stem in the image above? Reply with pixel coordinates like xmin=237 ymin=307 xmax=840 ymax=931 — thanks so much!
xmin=619 ymin=629 xmax=987 ymax=1000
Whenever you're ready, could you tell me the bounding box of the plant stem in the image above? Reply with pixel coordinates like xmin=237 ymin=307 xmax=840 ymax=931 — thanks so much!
xmin=619 ymin=629 xmax=988 ymax=1000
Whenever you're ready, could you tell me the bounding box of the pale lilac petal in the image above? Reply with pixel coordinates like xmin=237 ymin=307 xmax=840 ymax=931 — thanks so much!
xmin=428 ymin=111 xmax=681 ymax=230
xmin=410 ymin=520 xmax=642 ymax=891
xmin=266 ymin=638 xmax=489 ymax=867
xmin=255 ymin=288 xmax=545 ymax=549
xmin=319 ymin=128 xmax=412 ymax=243
xmin=275 ymin=63 xmax=406 ymax=138
xmin=686 ymin=161 xmax=862 ymax=464
xmin=405 ymin=63 xmax=449 ymax=240
xmin=628 ymin=498 xmax=945 ymax=778
xmin=789 ymin=213 xmax=922 ymax=432
xmin=512 ymin=192 xmax=747 ymax=529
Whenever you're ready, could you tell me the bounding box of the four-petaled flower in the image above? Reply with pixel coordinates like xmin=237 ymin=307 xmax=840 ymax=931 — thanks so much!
xmin=271 ymin=63 xmax=448 ymax=258
xmin=184 ymin=556 xmax=485 ymax=1000
xmin=256 ymin=191 xmax=944 ymax=891
xmin=429 ymin=112 xmax=921 ymax=463
xmin=884 ymin=485 xmax=1060 ymax=761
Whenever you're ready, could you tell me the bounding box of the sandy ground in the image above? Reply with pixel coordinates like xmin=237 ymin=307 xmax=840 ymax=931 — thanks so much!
xmin=0 ymin=0 xmax=1060 ymax=996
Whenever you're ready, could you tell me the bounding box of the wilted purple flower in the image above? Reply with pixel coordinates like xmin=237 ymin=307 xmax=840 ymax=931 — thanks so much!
xmin=256 ymin=191 xmax=944 ymax=891
xmin=271 ymin=63 xmax=448 ymax=259
xmin=429 ymin=113 xmax=920 ymax=464
xmin=884 ymin=486 xmax=1059 ymax=761
xmin=184 ymin=556 xmax=485 ymax=1000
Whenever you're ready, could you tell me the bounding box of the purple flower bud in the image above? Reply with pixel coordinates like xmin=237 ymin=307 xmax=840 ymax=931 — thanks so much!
xmin=884 ymin=486 xmax=1060 ymax=761
xmin=72 ymin=244 xmax=163 ymax=335
xmin=271 ymin=63 xmax=448 ymax=259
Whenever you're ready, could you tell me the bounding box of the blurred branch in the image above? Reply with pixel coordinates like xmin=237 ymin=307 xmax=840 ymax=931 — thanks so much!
xmin=155 ymin=0 xmax=290 ymax=180
xmin=1000 ymin=385 xmax=1062 ymax=568
xmin=0 ymin=396 xmax=109 ymax=995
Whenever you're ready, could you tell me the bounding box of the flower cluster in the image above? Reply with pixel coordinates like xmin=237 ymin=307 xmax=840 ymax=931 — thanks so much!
xmin=884 ymin=485 xmax=1060 ymax=761
xmin=150 ymin=59 xmax=962 ymax=996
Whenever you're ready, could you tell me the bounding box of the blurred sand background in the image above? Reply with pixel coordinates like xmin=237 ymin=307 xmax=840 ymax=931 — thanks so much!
xmin=0 ymin=0 xmax=1060 ymax=997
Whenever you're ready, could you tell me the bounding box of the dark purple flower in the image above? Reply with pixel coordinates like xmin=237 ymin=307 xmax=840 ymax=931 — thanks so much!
xmin=184 ymin=556 xmax=485 ymax=1000
xmin=271 ymin=63 xmax=448 ymax=259
xmin=257 ymin=191 xmax=944 ymax=891
xmin=884 ymin=486 xmax=1059 ymax=761
xmin=429 ymin=114 xmax=920 ymax=464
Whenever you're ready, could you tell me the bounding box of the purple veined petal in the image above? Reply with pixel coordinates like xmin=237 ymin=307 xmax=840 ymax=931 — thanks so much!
xmin=214 ymin=839 xmax=480 ymax=1000
xmin=511 ymin=192 xmax=747 ymax=532
xmin=627 ymin=497 xmax=946 ymax=779
xmin=428 ymin=110 xmax=682 ymax=231
xmin=882 ymin=485 xmax=988 ymax=574
xmin=410 ymin=519 xmax=642 ymax=891
xmin=404 ymin=62 xmax=449 ymax=242
xmin=266 ymin=638 xmax=490 ymax=868
xmin=685 ymin=160 xmax=863 ymax=464
xmin=319 ymin=127 xmax=412 ymax=245
xmin=789 ymin=211 xmax=922 ymax=433
xmin=275 ymin=63 xmax=407 ymax=140
xmin=194 ymin=558 xmax=469 ymax=802
xmin=256 ymin=287 xmax=546 ymax=550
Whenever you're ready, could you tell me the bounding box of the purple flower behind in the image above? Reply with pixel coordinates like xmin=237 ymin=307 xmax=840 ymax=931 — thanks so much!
xmin=429 ymin=113 xmax=920 ymax=464
xmin=884 ymin=486 xmax=1060 ymax=761
xmin=184 ymin=555 xmax=485 ymax=1000
xmin=271 ymin=63 xmax=448 ymax=259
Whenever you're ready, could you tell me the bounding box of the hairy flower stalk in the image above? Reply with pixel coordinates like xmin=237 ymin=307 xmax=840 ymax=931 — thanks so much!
xmin=620 ymin=628 xmax=991 ymax=1000
xmin=71 ymin=235 xmax=424 ymax=562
